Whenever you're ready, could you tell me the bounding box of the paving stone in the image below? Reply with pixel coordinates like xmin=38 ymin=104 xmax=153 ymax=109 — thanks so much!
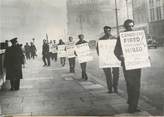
xmin=1 ymin=103 xmax=23 ymax=115
xmin=111 ymin=103 xmax=128 ymax=114
xmin=79 ymin=81 xmax=95 ymax=85
xmin=22 ymin=77 xmax=54 ymax=81
xmin=63 ymin=77 xmax=74 ymax=81
xmin=0 ymin=97 xmax=23 ymax=104
xmin=82 ymin=84 xmax=104 ymax=89
xmin=114 ymin=111 xmax=151 ymax=116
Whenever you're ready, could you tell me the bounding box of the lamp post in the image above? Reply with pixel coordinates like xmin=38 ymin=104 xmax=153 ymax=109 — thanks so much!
xmin=79 ymin=14 xmax=83 ymax=34
xmin=125 ymin=0 xmax=129 ymax=18
xmin=115 ymin=0 xmax=119 ymax=37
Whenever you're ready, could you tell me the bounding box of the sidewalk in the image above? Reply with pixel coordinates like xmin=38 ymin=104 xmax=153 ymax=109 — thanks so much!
xmin=0 ymin=58 xmax=152 ymax=116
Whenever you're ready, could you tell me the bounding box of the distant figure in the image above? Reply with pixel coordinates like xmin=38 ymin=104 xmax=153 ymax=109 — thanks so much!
xmin=4 ymin=37 xmax=24 ymax=91
xmin=49 ymin=40 xmax=53 ymax=60
xmin=58 ymin=39 xmax=66 ymax=66
xmin=67 ymin=36 xmax=76 ymax=73
xmin=42 ymin=39 xmax=50 ymax=66
xmin=24 ymin=42 xmax=31 ymax=60
xmin=52 ymin=40 xmax=58 ymax=62
xmin=30 ymin=42 xmax=37 ymax=59
xmin=76 ymin=34 xmax=88 ymax=80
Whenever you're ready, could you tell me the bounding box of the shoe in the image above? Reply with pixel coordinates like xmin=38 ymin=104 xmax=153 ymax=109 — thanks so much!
xmin=128 ymin=108 xmax=141 ymax=113
xmin=10 ymin=88 xmax=14 ymax=91
xmin=107 ymin=90 xmax=113 ymax=93
xmin=113 ymin=88 xmax=118 ymax=93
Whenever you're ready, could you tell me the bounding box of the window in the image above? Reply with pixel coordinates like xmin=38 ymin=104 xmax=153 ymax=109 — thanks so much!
xmin=150 ymin=8 xmax=155 ymax=21
xmin=149 ymin=0 xmax=154 ymax=8
xmin=156 ymin=7 xmax=162 ymax=20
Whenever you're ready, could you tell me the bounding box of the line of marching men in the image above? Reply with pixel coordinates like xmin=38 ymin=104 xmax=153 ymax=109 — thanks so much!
xmin=41 ymin=19 xmax=146 ymax=114
xmin=3 ymin=19 xmax=146 ymax=114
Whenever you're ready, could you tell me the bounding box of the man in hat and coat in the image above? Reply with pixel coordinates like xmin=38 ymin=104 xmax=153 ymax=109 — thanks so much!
xmin=4 ymin=37 xmax=24 ymax=91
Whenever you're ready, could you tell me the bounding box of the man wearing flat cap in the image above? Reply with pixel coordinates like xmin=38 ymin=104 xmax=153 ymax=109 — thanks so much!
xmin=4 ymin=37 xmax=24 ymax=91
xmin=96 ymin=26 xmax=119 ymax=93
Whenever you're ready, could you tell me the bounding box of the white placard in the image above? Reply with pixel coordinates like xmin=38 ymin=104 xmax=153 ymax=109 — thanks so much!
xmin=120 ymin=30 xmax=151 ymax=70
xmin=76 ymin=43 xmax=93 ymax=63
xmin=58 ymin=45 xmax=66 ymax=57
xmin=98 ymin=40 xmax=121 ymax=68
xmin=66 ymin=42 xmax=76 ymax=58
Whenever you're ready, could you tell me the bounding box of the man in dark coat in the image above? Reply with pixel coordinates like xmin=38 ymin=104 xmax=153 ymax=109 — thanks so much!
xmin=30 ymin=42 xmax=37 ymax=59
xmin=96 ymin=26 xmax=119 ymax=93
xmin=114 ymin=19 xmax=142 ymax=113
xmin=4 ymin=37 xmax=24 ymax=91
xmin=24 ymin=42 xmax=31 ymax=60
xmin=42 ymin=39 xmax=50 ymax=66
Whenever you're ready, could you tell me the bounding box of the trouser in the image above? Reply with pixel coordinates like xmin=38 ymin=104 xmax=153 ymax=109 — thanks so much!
xmin=10 ymin=79 xmax=20 ymax=90
xmin=42 ymin=54 xmax=50 ymax=66
xmin=123 ymin=65 xmax=141 ymax=111
xmin=51 ymin=53 xmax=57 ymax=61
xmin=31 ymin=52 xmax=35 ymax=59
xmin=54 ymin=53 xmax=57 ymax=61
xmin=25 ymin=53 xmax=30 ymax=60
xmin=50 ymin=52 xmax=53 ymax=60
xmin=103 ymin=67 xmax=119 ymax=91
xmin=80 ymin=62 xmax=88 ymax=80
xmin=60 ymin=57 xmax=66 ymax=66
xmin=68 ymin=57 xmax=75 ymax=73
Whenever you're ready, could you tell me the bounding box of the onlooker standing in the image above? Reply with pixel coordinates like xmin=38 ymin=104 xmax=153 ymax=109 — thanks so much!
xmin=114 ymin=19 xmax=142 ymax=113
xmin=96 ymin=26 xmax=119 ymax=93
xmin=30 ymin=42 xmax=37 ymax=59
xmin=24 ymin=42 xmax=30 ymax=60
xmin=76 ymin=34 xmax=88 ymax=80
xmin=4 ymin=37 xmax=24 ymax=91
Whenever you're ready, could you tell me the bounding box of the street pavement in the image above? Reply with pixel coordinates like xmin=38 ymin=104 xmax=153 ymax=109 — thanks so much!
xmin=0 ymin=55 xmax=158 ymax=116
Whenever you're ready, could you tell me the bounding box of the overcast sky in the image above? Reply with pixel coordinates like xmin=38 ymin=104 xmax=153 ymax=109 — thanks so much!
xmin=0 ymin=0 xmax=67 ymax=50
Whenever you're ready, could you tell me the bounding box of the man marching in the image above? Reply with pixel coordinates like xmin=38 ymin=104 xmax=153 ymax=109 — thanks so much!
xmin=66 ymin=36 xmax=76 ymax=73
xmin=76 ymin=34 xmax=89 ymax=80
xmin=114 ymin=19 xmax=143 ymax=113
xmin=97 ymin=26 xmax=119 ymax=93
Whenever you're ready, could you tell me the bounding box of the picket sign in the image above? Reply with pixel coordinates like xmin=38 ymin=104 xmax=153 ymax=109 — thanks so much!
xmin=66 ymin=42 xmax=76 ymax=58
xmin=120 ymin=30 xmax=151 ymax=70
xmin=98 ymin=40 xmax=121 ymax=68
xmin=58 ymin=45 xmax=66 ymax=57
xmin=75 ymin=43 xmax=93 ymax=63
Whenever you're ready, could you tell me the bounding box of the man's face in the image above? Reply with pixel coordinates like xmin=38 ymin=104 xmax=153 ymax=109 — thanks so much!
xmin=125 ymin=22 xmax=134 ymax=31
xmin=79 ymin=35 xmax=84 ymax=40
xmin=69 ymin=37 xmax=73 ymax=42
xmin=104 ymin=28 xmax=111 ymax=35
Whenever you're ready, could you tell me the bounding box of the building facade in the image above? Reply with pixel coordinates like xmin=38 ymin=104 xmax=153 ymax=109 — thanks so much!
xmin=67 ymin=0 xmax=133 ymax=40
xmin=147 ymin=0 xmax=164 ymax=44
xmin=132 ymin=0 xmax=164 ymax=44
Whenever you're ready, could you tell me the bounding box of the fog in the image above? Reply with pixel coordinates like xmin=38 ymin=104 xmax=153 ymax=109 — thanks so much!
xmin=0 ymin=0 xmax=67 ymax=52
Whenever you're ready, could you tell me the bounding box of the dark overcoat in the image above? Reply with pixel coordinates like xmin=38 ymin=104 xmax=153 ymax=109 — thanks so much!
xmin=4 ymin=44 xmax=24 ymax=80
